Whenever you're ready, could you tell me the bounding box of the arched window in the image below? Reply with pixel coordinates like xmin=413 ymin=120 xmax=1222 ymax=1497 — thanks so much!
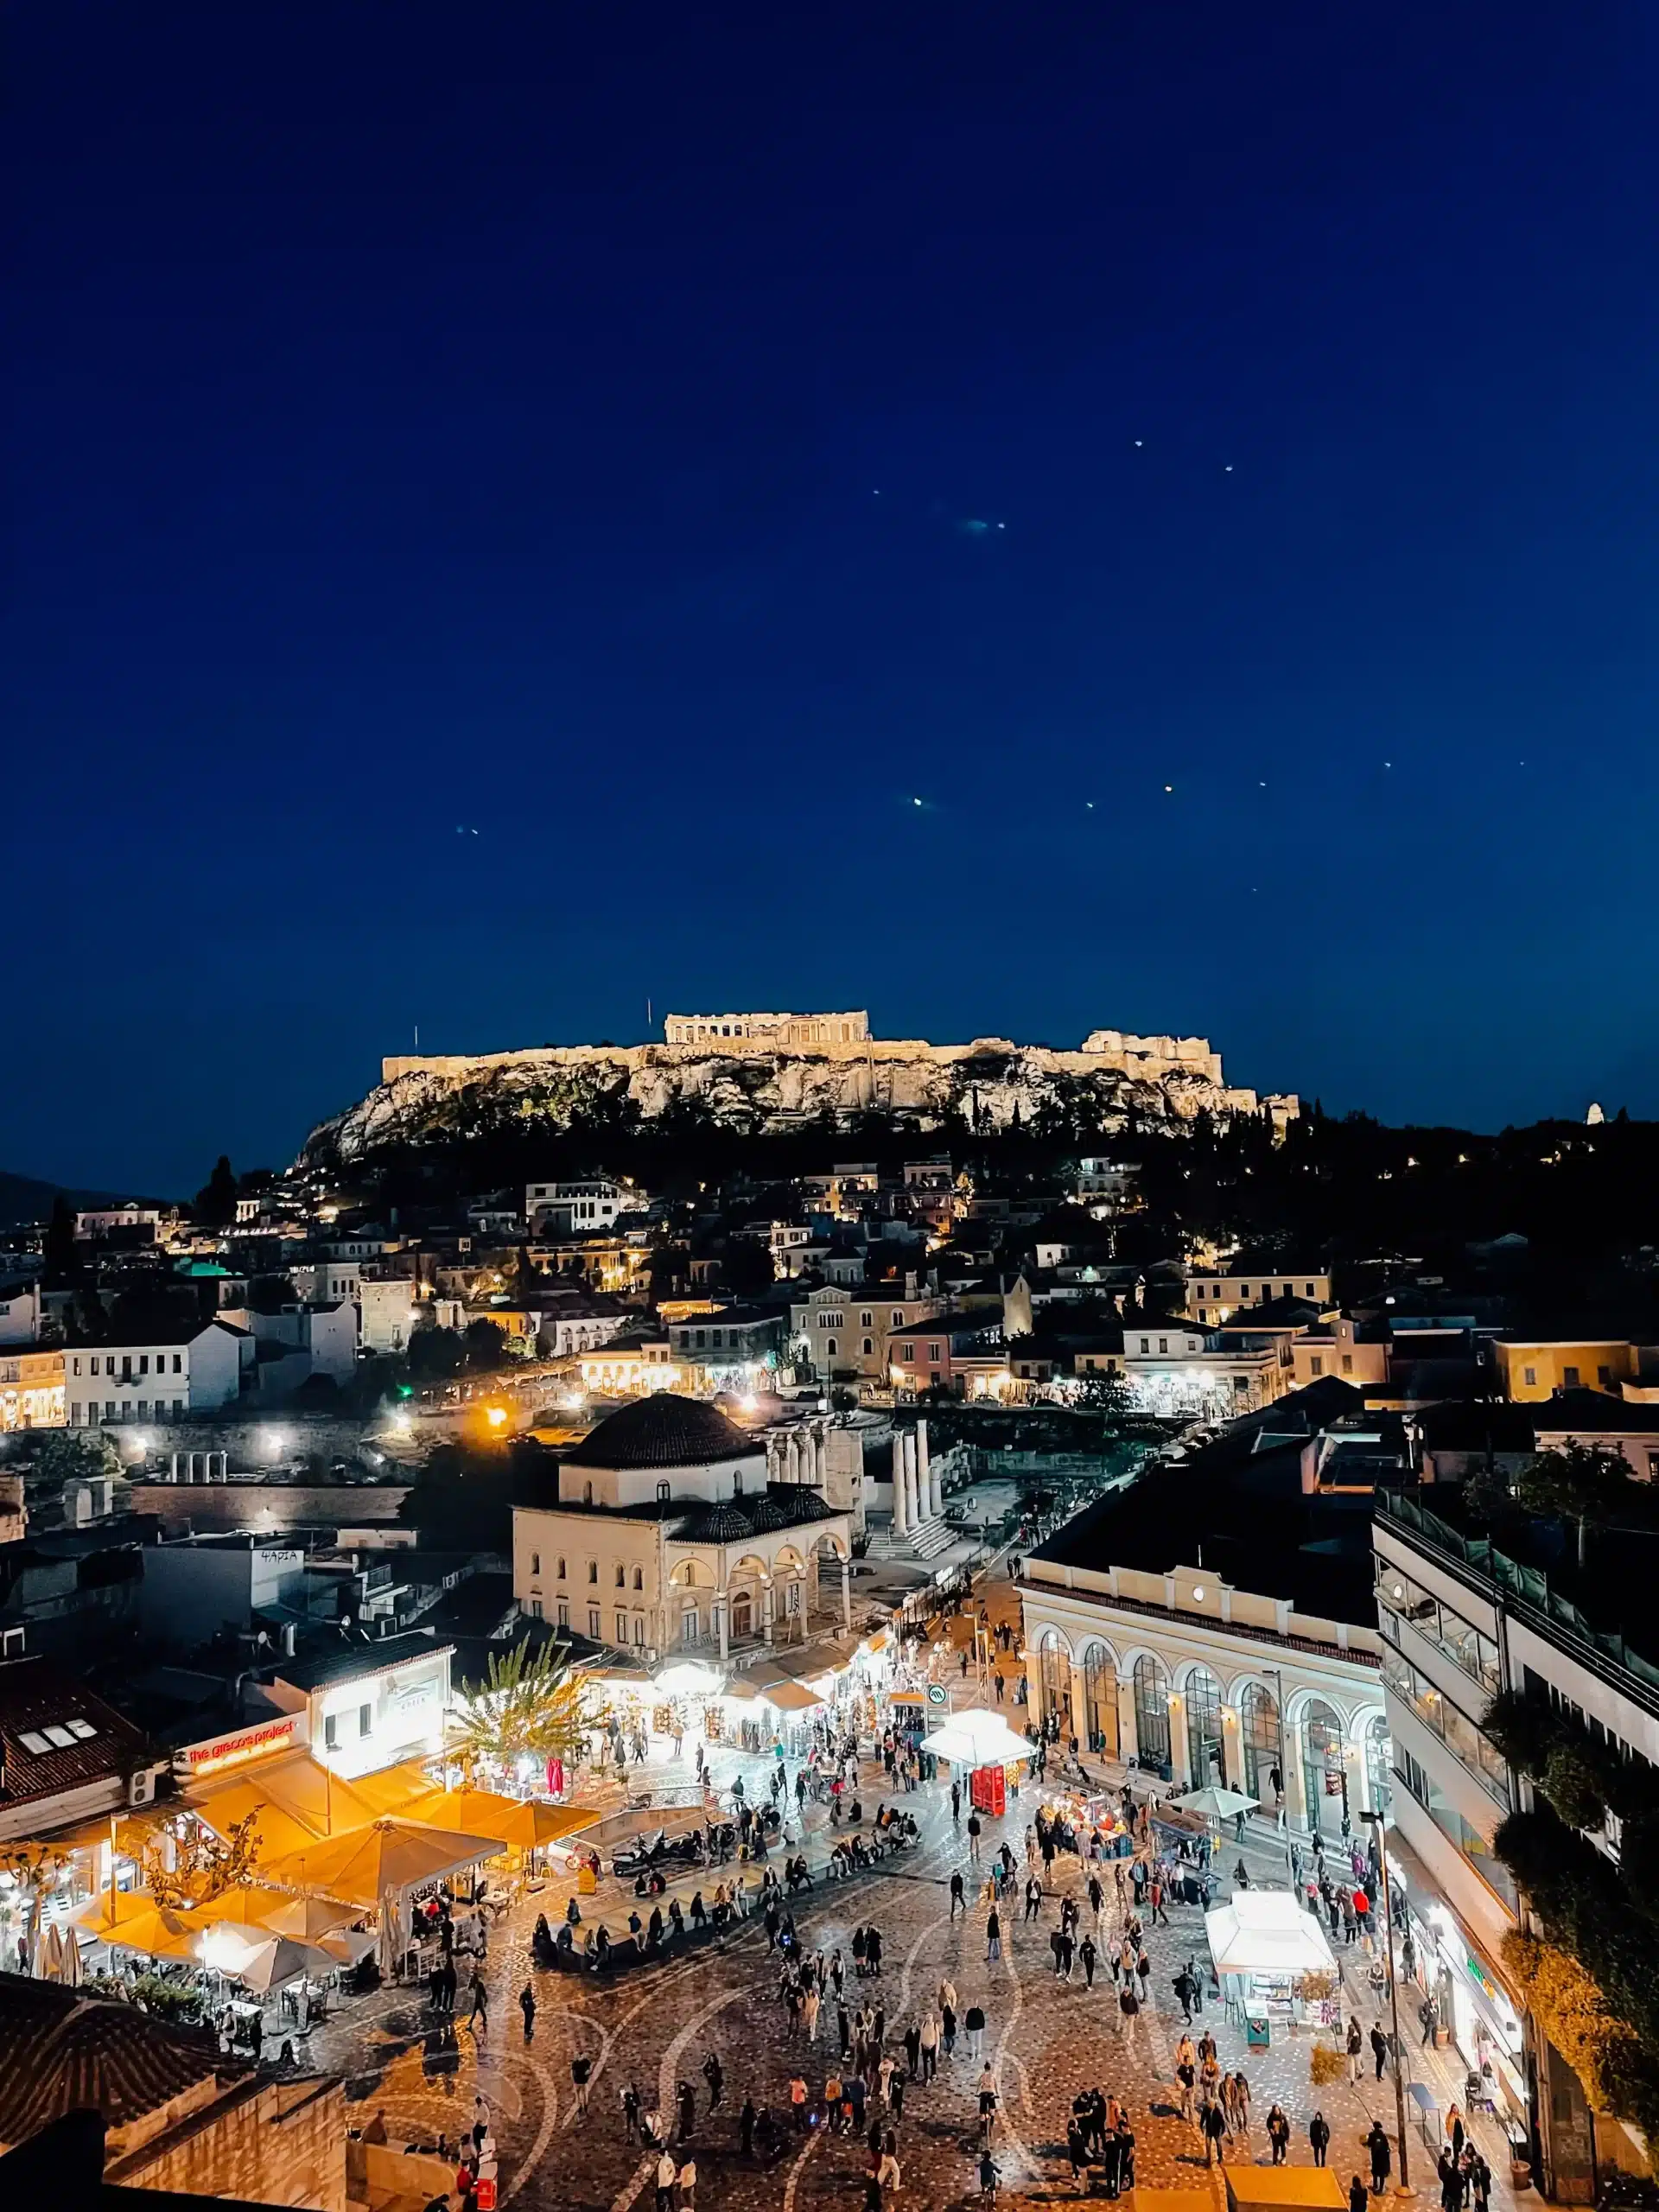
xmin=556 ymin=1557 xmax=567 ymax=1581
xmin=1132 ymin=1654 xmax=1172 ymax=1779
xmin=1083 ymin=1643 xmax=1117 ymax=1757
xmin=1038 ymin=1630 xmax=1072 ymax=1731
xmin=614 ymin=1563 xmax=626 ymax=1587
xmin=1301 ymin=1699 xmax=1346 ymax=1835
xmin=632 ymin=1566 xmax=644 ymax=1591
xmin=1239 ymin=1683 xmax=1281 ymax=1800
xmin=1363 ymin=1712 xmax=1392 ymax=1817
xmin=587 ymin=1560 xmax=598 ymax=1584
xmin=1185 ymin=1665 xmax=1224 ymax=1789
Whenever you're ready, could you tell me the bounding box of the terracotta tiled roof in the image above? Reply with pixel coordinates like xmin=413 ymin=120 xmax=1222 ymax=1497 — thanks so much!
xmin=0 ymin=1657 xmax=151 ymax=1815
xmin=0 ymin=1974 xmax=229 ymax=2144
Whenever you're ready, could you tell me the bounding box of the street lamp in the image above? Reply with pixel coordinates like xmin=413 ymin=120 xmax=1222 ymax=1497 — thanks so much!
xmin=1363 ymin=1808 xmax=1411 ymax=2196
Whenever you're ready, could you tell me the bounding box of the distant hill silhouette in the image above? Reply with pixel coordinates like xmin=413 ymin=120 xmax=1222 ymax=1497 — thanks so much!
xmin=0 ymin=1172 xmax=130 ymax=1231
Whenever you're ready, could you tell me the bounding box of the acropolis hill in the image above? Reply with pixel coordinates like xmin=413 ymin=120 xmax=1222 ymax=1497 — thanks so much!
xmin=305 ymin=1012 xmax=1297 ymax=1163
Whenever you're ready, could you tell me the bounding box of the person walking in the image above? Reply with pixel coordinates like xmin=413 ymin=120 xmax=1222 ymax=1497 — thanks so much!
xmin=965 ymin=2003 xmax=985 ymax=2059
xmin=571 ymin=2053 xmax=591 ymax=2113
xmin=919 ymin=2010 xmax=939 ymax=2082
xmin=1309 ymin=2112 xmax=1331 ymax=2167
xmin=1347 ymin=2017 xmax=1363 ymax=2085
xmin=466 ymin=1970 xmax=488 ymax=2031
xmin=519 ymin=1985 xmax=537 ymax=2041
xmin=986 ymin=1906 xmax=1001 ymax=1963
xmin=950 ymin=1871 xmax=967 ymax=1920
xmin=967 ymin=1813 xmax=982 ymax=1863
xmin=1202 ymin=2098 xmax=1228 ymax=2166
xmin=702 ymin=2052 xmax=724 ymax=2111
xmin=1371 ymin=2023 xmax=1390 ymax=2082
xmin=951 ymin=1781 xmax=962 ymax=1823
xmin=677 ymin=2158 xmax=696 ymax=2211
xmin=655 ymin=2148 xmax=678 ymax=2212
xmin=1117 ymin=1977 xmax=1141 ymax=2053
xmin=1267 ymin=2106 xmax=1290 ymax=2165
xmin=1079 ymin=1933 xmax=1098 ymax=1987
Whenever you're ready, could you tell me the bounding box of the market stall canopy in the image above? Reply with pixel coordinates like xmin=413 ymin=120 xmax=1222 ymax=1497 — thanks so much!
xmin=263 ymin=1818 xmax=508 ymax=1909
xmin=1173 ymin=1785 xmax=1261 ymax=1822
xmin=404 ymin=1789 xmax=596 ymax=1851
xmin=1204 ymin=1890 xmax=1337 ymax=1978
xmin=921 ymin=1707 xmax=1031 ymax=1768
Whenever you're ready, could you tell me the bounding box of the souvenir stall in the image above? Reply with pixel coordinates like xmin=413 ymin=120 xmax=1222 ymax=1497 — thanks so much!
xmin=1205 ymin=1888 xmax=1338 ymax=2044
xmin=1036 ymin=1784 xmax=1134 ymax=1861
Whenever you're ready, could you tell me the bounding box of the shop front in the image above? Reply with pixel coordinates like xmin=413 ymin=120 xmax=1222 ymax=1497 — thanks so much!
xmin=1384 ymin=1840 xmax=1527 ymax=2133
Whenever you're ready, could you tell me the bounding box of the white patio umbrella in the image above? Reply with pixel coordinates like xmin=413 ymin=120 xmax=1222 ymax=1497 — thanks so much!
xmin=921 ymin=1707 xmax=1032 ymax=1769
xmin=216 ymin=1931 xmax=336 ymax=1994
xmin=318 ymin=1924 xmax=378 ymax=1968
xmin=38 ymin=1923 xmax=62 ymax=1982
xmin=1173 ymin=1784 xmax=1260 ymax=1822
xmin=59 ymin=1923 xmax=83 ymax=1987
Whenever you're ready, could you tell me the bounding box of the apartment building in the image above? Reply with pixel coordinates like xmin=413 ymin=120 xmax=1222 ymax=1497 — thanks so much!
xmin=1372 ymin=1489 xmax=1659 ymax=2197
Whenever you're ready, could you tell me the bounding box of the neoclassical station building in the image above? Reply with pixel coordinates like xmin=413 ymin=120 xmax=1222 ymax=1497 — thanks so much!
xmin=512 ymin=1395 xmax=854 ymax=1662
xmin=1018 ymin=1451 xmax=1390 ymax=1840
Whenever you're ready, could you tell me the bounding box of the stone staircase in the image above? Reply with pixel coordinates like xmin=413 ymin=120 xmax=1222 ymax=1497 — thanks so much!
xmin=864 ymin=1515 xmax=957 ymax=1563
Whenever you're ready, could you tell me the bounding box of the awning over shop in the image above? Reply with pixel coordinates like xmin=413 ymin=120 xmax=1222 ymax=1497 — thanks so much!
xmin=753 ymin=1681 xmax=823 ymax=1713
xmin=1205 ymin=1890 xmax=1337 ymax=1979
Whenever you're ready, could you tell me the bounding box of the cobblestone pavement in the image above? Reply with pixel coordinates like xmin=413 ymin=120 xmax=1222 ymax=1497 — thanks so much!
xmin=303 ymin=1585 xmax=1519 ymax=2211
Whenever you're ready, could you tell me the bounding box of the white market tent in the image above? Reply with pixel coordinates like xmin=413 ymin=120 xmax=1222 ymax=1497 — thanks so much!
xmin=1205 ymin=1889 xmax=1337 ymax=1979
xmin=921 ymin=1707 xmax=1032 ymax=1768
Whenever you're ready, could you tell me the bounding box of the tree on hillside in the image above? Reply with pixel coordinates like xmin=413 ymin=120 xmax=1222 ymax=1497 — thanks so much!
xmin=195 ymin=1154 xmax=238 ymax=1226
xmin=42 ymin=1197 xmax=79 ymax=1289
xmin=406 ymin=1325 xmax=466 ymax=1382
xmin=719 ymin=1236 xmax=774 ymax=1299
xmin=26 ymin=1429 xmax=124 ymax=1484
xmin=463 ymin=1318 xmax=509 ymax=1370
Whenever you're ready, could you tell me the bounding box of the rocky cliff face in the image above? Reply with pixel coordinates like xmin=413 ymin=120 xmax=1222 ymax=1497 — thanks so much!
xmin=304 ymin=1041 xmax=1282 ymax=1166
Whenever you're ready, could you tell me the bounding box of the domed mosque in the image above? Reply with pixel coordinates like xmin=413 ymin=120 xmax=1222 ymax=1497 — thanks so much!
xmin=513 ymin=1392 xmax=854 ymax=1662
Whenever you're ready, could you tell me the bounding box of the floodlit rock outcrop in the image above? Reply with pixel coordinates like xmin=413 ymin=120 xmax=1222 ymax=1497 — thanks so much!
xmin=303 ymin=1020 xmax=1296 ymax=1164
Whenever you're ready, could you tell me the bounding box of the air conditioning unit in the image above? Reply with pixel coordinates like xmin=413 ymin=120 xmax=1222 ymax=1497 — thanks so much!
xmin=129 ymin=1768 xmax=157 ymax=1807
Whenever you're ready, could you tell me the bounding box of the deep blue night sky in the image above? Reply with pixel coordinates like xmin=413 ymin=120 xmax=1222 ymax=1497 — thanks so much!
xmin=10 ymin=3 xmax=1659 ymax=1193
